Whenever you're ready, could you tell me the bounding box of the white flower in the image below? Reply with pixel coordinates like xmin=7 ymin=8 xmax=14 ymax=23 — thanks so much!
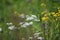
xmin=29 ymin=37 xmax=33 ymax=39
xmin=19 ymin=22 xmax=24 ymax=25
xmin=34 ymin=19 xmax=40 ymax=22
xmin=37 ymin=37 xmax=44 ymax=40
xmin=0 ymin=28 xmax=2 ymax=32
xmin=21 ymin=22 xmax=29 ymax=27
xmin=26 ymin=17 xmax=34 ymax=21
xmin=24 ymin=22 xmax=30 ymax=26
xmin=26 ymin=15 xmax=30 ymax=18
xmin=8 ymin=25 xmax=16 ymax=30
xmin=21 ymin=24 xmax=27 ymax=28
xmin=19 ymin=14 xmax=25 ymax=18
xmin=26 ymin=15 xmax=37 ymax=21
xmin=26 ymin=15 xmax=34 ymax=21
xmin=34 ymin=32 xmax=40 ymax=35
xmin=6 ymin=22 xmax=13 ymax=25
xmin=34 ymin=32 xmax=40 ymax=38
xmin=29 ymin=22 xmax=33 ymax=25
xmin=31 ymin=15 xmax=37 ymax=19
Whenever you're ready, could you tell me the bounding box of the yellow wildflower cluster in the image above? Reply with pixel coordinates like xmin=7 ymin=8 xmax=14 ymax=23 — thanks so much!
xmin=42 ymin=16 xmax=49 ymax=21
xmin=51 ymin=11 xmax=60 ymax=17
xmin=53 ymin=13 xmax=60 ymax=17
xmin=40 ymin=3 xmax=46 ymax=7
xmin=41 ymin=8 xmax=60 ymax=21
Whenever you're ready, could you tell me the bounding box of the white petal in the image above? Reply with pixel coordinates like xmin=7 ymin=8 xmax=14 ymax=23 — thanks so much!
xmin=0 ymin=28 xmax=2 ymax=32
xmin=34 ymin=19 xmax=40 ymax=22
xmin=6 ymin=22 xmax=13 ymax=25
xmin=37 ymin=37 xmax=44 ymax=40
xmin=8 ymin=25 xmax=16 ymax=30
xmin=29 ymin=22 xmax=33 ymax=25
xmin=19 ymin=14 xmax=25 ymax=18
xmin=31 ymin=15 xmax=37 ymax=18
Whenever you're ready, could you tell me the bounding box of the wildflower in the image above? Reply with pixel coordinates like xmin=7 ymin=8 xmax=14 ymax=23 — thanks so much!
xmin=42 ymin=17 xmax=49 ymax=21
xmin=40 ymin=3 xmax=46 ymax=7
xmin=29 ymin=22 xmax=33 ymax=25
xmin=21 ymin=24 xmax=27 ymax=28
xmin=26 ymin=15 xmax=37 ymax=21
xmin=34 ymin=32 xmax=40 ymax=38
xmin=41 ymin=11 xmax=47 ymax=15
xmin=26 ymin=17 xmax=34 ymax=21
xmin=58 ymin=14 xmax=60 ymax=16
xmin=24 ymin=22 xmax=30 ymax=26
xmin=21 ymin=22 xmax=33 ymax=28
xmin=29 ymin=37 xmax=33 ymax=39
xmin=56 ymin=18 xmax=58 ymax=21
xmin=53 ymin=14 xmax=58 ymax=17
xmin=0 ymin=28 xmax=2 ymax=32
xmin=44 ymin=14 xmax=48 ymax=17
xmin=31 ymin=15 xmax=37 ymax=19
xmin=34 ymin=19 xmax=40 ymax=22
xmin=26 ymin=15 xmax=30 ymax=18
xmin=19 ymin=14 xmax=25 ymax=18
xmin=51 ymin=12 xmax=55 ymax=15
xmin=8 ymin=25 xmax=17 ymax=30
xmin=14 ymin=11 xmax=17 ymax=14
xmin=19 ymin=22 xmax=24 ymax=25
xmin=21 ymin=22 xmax=30 ymax=27
xmin=58 ymin=8 xmax=60 ymax=13
xmin=6 ymin=22 xmax=13 ymax=25
xmin=37 ymin=37 xmax=44 ymax=40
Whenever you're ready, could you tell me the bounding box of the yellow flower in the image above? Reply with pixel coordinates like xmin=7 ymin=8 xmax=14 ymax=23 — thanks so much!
xmin=44 ymin=14 xmax=48 ymax=16
xmin=40 ymin=3 xmax=46 ymax=7
xmin=41 ymin=11 xmax=47 ymax=14
xmin=56 ymin=18 xmax=58 ymax=21
xmin=42 ymin=17 xmax=49 ymax=21
xmin=53 ymin=13 xmax=60 ymax=17
xmin=58 ymin=8 xmax=60 ymax=13
xmin=14 ymin=11 xmax=20 ymax=16
xmin=51 ymin=12 xmax=55 ymax=15
xmin=53 ymin=14 xmax=58 ymax=17
xmin=58 ymin=14 xmax=60 ymax=16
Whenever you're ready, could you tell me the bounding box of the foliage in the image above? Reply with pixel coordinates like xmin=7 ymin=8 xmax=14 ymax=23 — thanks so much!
xmin=0 ymin=0 xmax=60 ymax=40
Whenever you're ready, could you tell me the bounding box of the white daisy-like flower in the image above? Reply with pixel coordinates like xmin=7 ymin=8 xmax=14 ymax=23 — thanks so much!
xmin=34 ymin=19 xmax=40 ymax=22
xmin=31 ymin=15 xmax=37 ymax=19
xmin=21 ymin=22 xmax=30 ymax=27
xmin=29 ymin=37 xmax=33 ymax=39
xmin=19 ymin=22 xmax=24 ymax=25
xmin=26 ymin=15 xmax=37 ymax=21
xmin=24 ymin=22 xmax=30 ymax=26
xmin=19 ymin=14 xmax=25 ymax=18
xmin=34 ymin=32 xmax=40 ymax=38
xmin=26 ymin=17 xmax=34 ymax=21
xmin=21 ymin=22 xmax=33 ymax=28
xmin=37 ymin=37 xmax=44 ymax=40
xmin=6 ymin=22 xmax=13 ymax=25
xmin=29 ymin=22 xmax=33 ymax=25
xmin=26 ymin=15 xmax=30 ymax=18
xmin=21 ymin=24 xmax=27 ymax=28
xmin=0 ymin=28 xmax=2 ymax=32
xmin=8 ymin=25 xmax=16 ymax=30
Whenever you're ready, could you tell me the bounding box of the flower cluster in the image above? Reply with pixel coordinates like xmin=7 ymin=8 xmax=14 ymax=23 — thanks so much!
xmin=6 ymin=22 xmax=17 ymax=30
xmin=19 ymin=22 xmax=33 ymax=28
xmin=0 ymin=28 xmax=2 ymax=32
xmin=26 ymin=15 xmax=40 ymax=21
xmin=19 ymin=14 xmax=40 ymax=28
xmin=41 ymin=8 xmax=60 ymax=22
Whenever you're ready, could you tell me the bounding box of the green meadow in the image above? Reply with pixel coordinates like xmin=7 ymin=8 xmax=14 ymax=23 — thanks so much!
xmin=0 ymin=0 xmax=60 ymax=40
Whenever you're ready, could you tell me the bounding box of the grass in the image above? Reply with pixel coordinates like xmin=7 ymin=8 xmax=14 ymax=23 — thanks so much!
xmin=0 ymin=0 xmax=60 ymax=40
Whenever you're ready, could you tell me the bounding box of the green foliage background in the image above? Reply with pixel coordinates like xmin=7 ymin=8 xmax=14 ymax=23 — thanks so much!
xmin=0 ymin=0 xmax=60 ymax=40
